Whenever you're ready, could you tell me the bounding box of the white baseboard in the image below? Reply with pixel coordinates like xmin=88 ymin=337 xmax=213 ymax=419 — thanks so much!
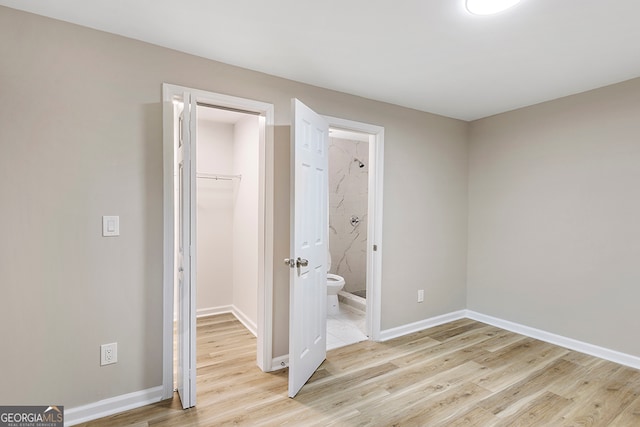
xmin=466 ymin=310 xmax=640 ymax=370
xmin=65 ymin=386 xmax=164 ymax=426
xmin=376 ymin=309 xmax=640 ymax=371
xmin=196 ymin=305 xmax=233 ymax=318
xmin=378 ymin=310 xmax=467 ymax=342
xmin=232 ymin=306 xmax=258 ymax=337
xmin=196 ymin=305 xmax=257 ymax=337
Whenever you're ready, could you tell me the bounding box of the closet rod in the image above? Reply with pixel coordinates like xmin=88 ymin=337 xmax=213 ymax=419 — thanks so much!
xmin=196 ymin=173 xmax=242 ymax=181
xmin=196 ymin=102 xmax=260 ymax=116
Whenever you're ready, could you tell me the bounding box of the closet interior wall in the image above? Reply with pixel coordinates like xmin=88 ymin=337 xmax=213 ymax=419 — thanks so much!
xmin=196 ymin=107 xmax=260 ymax=328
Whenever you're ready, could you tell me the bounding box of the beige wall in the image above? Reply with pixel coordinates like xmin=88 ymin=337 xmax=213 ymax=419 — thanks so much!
xmin=468 ymin=77 xmax=640 ymax=356
xmin=0 ymin=6 xmax=468 ymax=408
xmin=196 ymin=120 xmax=235 ymax=312
xmin=380 ymin=110 xmax=469 ymax=326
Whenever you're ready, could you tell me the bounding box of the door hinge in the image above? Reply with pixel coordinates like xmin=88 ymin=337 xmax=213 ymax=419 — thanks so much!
xmin=373 ymin=244 xmax=378 ymax=251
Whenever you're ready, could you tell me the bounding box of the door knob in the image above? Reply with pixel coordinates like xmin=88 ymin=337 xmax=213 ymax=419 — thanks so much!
xmin=284 ymin=257 xmax=309 ymax=268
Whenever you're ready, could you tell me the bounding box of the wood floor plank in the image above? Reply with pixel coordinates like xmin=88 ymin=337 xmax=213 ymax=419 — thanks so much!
xmin=473 ymin=338 xmax=570 ymax=393
xmin=427 ymin=320 xmax=488 ymax=341
xmin=78 ymin=315 xmax=640 ymax=427
xmin=258 ymin=381 xmax=388 ymax=426
xmin=474 ymin=337 xmax=554 ymax=369
xmin=384 ymin=347 xmax=491 ymax=395
xmin=609 ymin=393 xmax=640 ymax=426
xmin=436 ymin=406 xmax=499 ymax=427
xmin=393 ymin=382 xmax=491 ymax=426
xmin=350 ymin=380 xmax=491 ymax=426
xmin=547 ymin=359 xmax=626 ymax=399
xmin=552 ymin=364 xmax=640 ymax=426
xmin=323 ymin=334 xmax=441 ymax=373
xmin=495 ymin=391 xmax=572 ymax=426
xmin=336 ymin=361 xmax=490 ymax=426
xmin=478 ymin=329 xmax=525 ymax=353
xmin=387 ymin=324 xmax=499 ymax=368
xmin=562 ymin=349 xmax=608 ymax=368
xmin=476 ymin=357 xmax=581 ymax=416
xmin=302 ymin=361 xmax=398 ymax=395
xmin=413 ymin=317 xmax=478 ymax=337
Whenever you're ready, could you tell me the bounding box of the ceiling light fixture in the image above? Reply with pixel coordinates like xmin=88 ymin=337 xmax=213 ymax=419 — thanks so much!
xmin=466 ymin=0 xmax=521 ymax=15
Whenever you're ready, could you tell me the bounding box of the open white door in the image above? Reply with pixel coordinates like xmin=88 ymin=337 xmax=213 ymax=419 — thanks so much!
xmin=287 ymin=99 xmax=329 ymax=398
xmin=176 ymin=93 xmax=197 ymax=409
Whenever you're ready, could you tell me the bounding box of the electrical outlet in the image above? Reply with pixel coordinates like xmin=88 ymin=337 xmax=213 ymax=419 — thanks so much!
xmin=100 ymin=342 xmax=118 ymax=366
xmin=417 ymin=289 xmax=424 ymax=303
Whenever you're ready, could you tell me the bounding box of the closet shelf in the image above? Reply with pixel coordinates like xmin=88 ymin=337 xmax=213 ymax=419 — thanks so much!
xmin=197 ymin=173 xmax=242 ymax=181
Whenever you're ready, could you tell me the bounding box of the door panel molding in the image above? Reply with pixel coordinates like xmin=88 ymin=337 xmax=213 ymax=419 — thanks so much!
xmin=288 ymin=99 xmax=329 ymax=398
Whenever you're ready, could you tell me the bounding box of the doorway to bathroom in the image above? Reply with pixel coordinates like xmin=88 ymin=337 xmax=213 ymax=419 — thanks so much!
xmin=325 ymin=118 xmax=384 ymax=350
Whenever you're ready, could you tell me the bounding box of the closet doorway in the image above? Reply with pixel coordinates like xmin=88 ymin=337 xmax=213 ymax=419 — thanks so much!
xmin=193 ymin=105 xmax=261 ymax=328
xmin=162 ymin=84 xmax=274 ymax=407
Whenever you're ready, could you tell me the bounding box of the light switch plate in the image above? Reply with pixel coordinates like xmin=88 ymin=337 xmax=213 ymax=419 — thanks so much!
xmin=102 ymin=216 xmax=120 ymax=237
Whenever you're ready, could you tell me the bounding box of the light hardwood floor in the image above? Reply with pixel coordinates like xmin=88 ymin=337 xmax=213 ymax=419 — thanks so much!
xmin=78 ymin=314 xmax=640 ymax=426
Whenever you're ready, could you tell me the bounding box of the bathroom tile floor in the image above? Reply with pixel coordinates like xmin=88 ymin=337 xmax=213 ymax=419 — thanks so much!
xmin=326 ymin=304 xmax=367 ymax=350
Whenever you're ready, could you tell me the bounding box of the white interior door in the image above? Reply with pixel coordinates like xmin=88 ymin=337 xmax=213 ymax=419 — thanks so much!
xmin=287 ymin=99 xmax=329 ymax=398
xmin=176 ymin=93 xmax=197 ymax=409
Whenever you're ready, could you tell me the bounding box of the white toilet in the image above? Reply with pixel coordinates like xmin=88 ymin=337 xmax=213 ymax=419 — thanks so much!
xmin=327 ymin=251 xmax=345 ymax=315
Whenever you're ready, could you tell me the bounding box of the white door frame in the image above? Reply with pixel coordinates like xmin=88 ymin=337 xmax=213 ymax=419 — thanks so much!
xmin=162 ymin=83 xmax=275 ymax=400
xmin=323 ymin=116 xmax=384 ymax=341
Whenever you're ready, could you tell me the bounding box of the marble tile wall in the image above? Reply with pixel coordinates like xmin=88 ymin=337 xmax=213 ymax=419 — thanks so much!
xmin=328 ymin=137 xmax=368 ymax=294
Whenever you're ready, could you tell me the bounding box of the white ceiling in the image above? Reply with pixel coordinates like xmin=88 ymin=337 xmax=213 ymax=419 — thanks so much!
xmin=3 ymin=0 xmax=640 ymax=121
